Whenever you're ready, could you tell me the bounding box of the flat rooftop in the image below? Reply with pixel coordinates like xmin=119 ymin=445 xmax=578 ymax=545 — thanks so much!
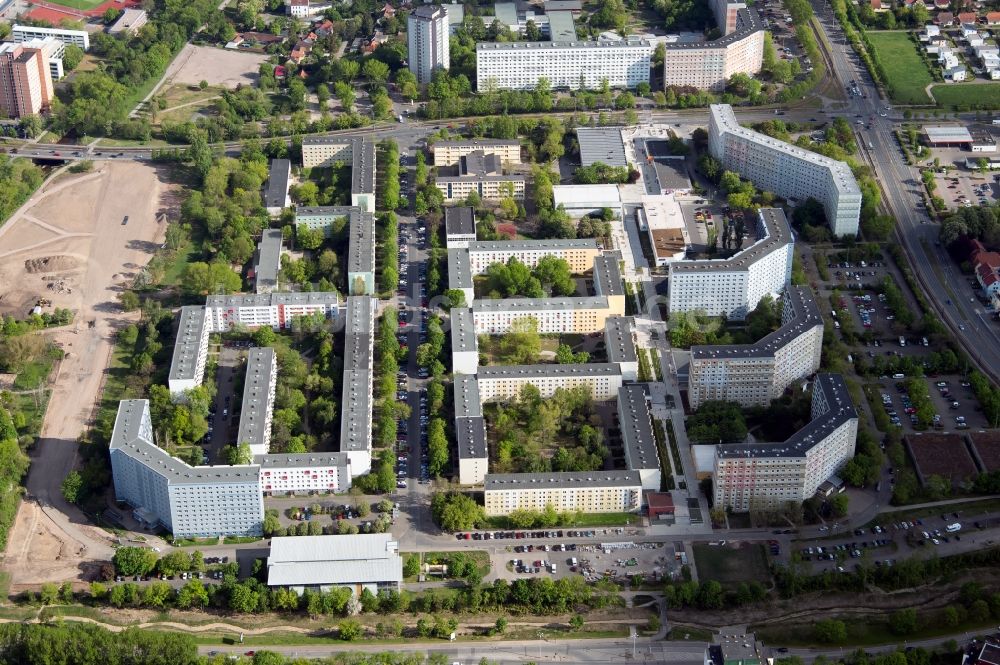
xmin=257 ymin=452 xmax=349 ymax=469
xmin=454 ymin=373 xmax=483 ymax=418
xmin=168 ymin=306 xmax=208 ymax=384
xmin=547 ymin=10 xmax=577 ymax=41
xmin=255 ymin=229 xmax=283 ymax=293
xmin=691 ymin=286 xmax=822 ymax=360
xmin=445 ymin=206 xmax=476 ymax=237
xmin=717 ymin=374 xmax=857 ymax=459
xmin=664 ymin=7 xmax=763 ymax=50
xmin=347 ymin=210 xmax=376 ymax=275
xmin=473 ymin=295 xmax=609 ymax=312
xmin=468 ymin=238 xmax=599 ymax=252
xmin=339 ymin=296 xmax=375 ymax=453
xmin=456 ymin=415 xmax=488 ymax=460
xmin=484 ymin=469 xmax=642 ymax=490
xmin=448 ymin=248 xmax=473 ymax=290
xmin=924 ymin=125 xmax=973 ymax=143
xmin=352 ymin=138 xmax=376 ymax=195
xmin=477 ymin=37 xmax=650 ymax=50
xmin=593 ymin=252 xmax=625 ymax=297
xmin=619 ymin=384 xmax=659 ymax=471
xmin=604 ymin=316 xmax=637 ymax=364
xmin=264 ymin=159 xmax=291 ymax=209
xmin=670 ymin=207 xmax=791 ymax=273
xmin=576 ymin=127 xmax=627 ymax=167
xmin=206 ymin=292 xmax=340 ymax=308
xmin=451 ymin=307 xmax=478 ymax=354
xmin=479 ymin=362 xmax=622 ymax=379
xmin=267 ymin=534 xmax=401 ymax=587
xmin=235 ymin=348 xmax=276 ymax=454
xmin=552 ymin=184 xmax=622 ymax=207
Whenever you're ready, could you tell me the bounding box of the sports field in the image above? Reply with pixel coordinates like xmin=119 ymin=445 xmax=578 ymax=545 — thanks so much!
xmin=36 ymin=0 xmax=106 ymax=10
xmin=932 ymin=83 xmax=1000 ymax=109
xmin=867 ymin=31 xmax=933 ymax=104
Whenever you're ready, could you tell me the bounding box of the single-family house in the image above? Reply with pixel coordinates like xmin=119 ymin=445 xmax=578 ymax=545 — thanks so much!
xmin=937 ymin=11 xmax=955 ymax=25
xmin=945 ymin=65 xmax=968 ymax=80
xmin=987 ymin=11 xmax=1000 ymax=25
xmin=969 ymin=35 xmax=985 ymax=47
xmin=960 ymin=13 xmax=979 ymax=25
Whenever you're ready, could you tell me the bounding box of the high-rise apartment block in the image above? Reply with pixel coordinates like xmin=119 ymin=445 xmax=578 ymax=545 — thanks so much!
xmin=688 ymin=287 xmax=824 ymax=410
xmin=709 ymin=104 xmax=862 ymax=236
xmin=476 ymin=39 xmax=652 ymax=90
xmin=408 ymin=5 xmax=450 ymax=84
xmin=661 ymin=9 xmax=764 ymax=92
xmin=0 ymin=42 xmax=53 ymax=118
xmin=713 ymin=374 xmax=858 ymax=512
xmin=668 ymin=208 xmax=794 ymax=320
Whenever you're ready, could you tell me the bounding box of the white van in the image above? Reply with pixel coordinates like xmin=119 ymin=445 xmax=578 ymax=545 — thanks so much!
xmin=946 ymin=523 xmax=962 ymax=533
xmin=892 ymin=373 xmax=905 ymax=379
xmin=899 ymin=336 xmax=906 ymax=347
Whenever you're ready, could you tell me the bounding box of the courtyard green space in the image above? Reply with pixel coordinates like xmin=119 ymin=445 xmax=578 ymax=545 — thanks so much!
xmin=867 ymin=31 xmax=933 ymax=104
xmin=692 ymin=543 xmax=771 ymax=586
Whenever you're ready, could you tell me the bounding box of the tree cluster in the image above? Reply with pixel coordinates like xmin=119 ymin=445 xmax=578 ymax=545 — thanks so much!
xmin=483 ymin=256 xmax=576 ymax=299
xmin=685 ymin=401 xmax=747 ymax=444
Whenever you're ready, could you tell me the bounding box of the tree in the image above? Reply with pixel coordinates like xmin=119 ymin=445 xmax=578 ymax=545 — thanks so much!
xmin=338 ymin=618 xmax=363 ymax=641
xmin=102 ymin=6 xmax=121 ymax=22
xmin=889 ymin=608 xmax=918 ymax=635
xmin=176 ymin=579 xmax=209 ymax=608
xmin=427 ymin=418 xmax=449 ymax=477
xmin=813 ymin=619 xmax=847 ymax=643
xmin=431 ymin=492 xmax=485 ymax=531
xmin=362 ymin=59 xmax=390 ymax=83
xmin=404 ymin=554 xmax=421 ymax=578
xmin=113 ymin=546 xmax=158 ymax=576
xmin=18 ymin=114 xmax=42 ymax=138
xmin=119 ymin=290 xmax=140 ymax=312
xmin=60 ymin=470 xmax=83 ymax=504
xmin=494 ymin=617 xmax=508 ymax=634
xmin=830 ymin=493 xmax=849 ymax=517
xmin=229 ymin=583 xmax=260 ymax=613
xmin=181 ymin=261 xmax=242 ymax=295
xmin=569 ymin=614 xmax=584 ymax=630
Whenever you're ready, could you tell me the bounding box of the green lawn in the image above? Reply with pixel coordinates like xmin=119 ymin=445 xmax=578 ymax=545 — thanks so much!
xmin=932 ymin=83 xmax=1000 ymax=109
xmin=693 ymin=543 xmax=771 ymax=586
xmin=867 ymin=31 xmax=933 ymax=104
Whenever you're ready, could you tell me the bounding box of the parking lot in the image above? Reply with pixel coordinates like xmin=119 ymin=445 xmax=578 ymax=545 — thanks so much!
xmin=797 ymin=509 xmax=1000 ymax=574
xmin=874 ymin=375 xmax=985 ymax=434
xmin=933 ymin=169 xmax=999 ymax=212
xmin=205 ymin=345 xmax=245 ymax=464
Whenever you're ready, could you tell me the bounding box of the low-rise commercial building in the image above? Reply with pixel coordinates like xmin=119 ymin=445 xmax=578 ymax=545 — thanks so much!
xmin=476 ymin=38 xmax=652 ymax=90
xmin=254 ymin=229 xmax=283 ymax=294
xmin=267 ymin=534 xmax=402 ymax=595
xmin=478 ymin=363 xmax=624 ymax=401
xmin=551 ymin=184 xmax=622 ymax=218
xmin=668 ymin=207 xmax=793 ymax=320
xmin=483 ymin=470 xmax=642 ymax=515
xmin=713 ymin=373 xmax=858 ymax=512
xmin=167 ymin=306 xmax=211 ymax=396
xmin=709 ymin=104 xmax=862 ymax=236
xmin=433 ymin=139 xmax=521 ymax=167
xmin=445 ymin=206 xmax=477 ymax=248
xmin=576 ymin=127 xmax=628 ymax=167
xmin=108 ymin=8 xmax=148 ymax=35
xmin=638 ymin=194 xmax=688 ymax=266
xmin=688 ymin=286 xmax=824 ymax=410
xmin=235 ymin=348 xmax=278 ymax=457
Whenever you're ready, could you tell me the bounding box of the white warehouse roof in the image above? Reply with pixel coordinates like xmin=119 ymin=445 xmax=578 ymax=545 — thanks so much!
xmin=552 ymin=184 xmax=621 ymax=209
xmin=267 ymin=534 xmax=402 ymax=587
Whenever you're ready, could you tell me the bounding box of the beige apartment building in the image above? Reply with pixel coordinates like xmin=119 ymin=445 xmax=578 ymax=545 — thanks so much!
xmin=471 ymin=296 xmax=620 ymax=334
xmin=466 ymin=239 xmax=600 ymax=274
xmin=433 ymin=140 xmax=522 ymax=166
xmin=477 ymin=363 xmax=623 ymax=402
xmin=302 ymin=136 xmax=358 ymax=168
xmin=483 ymin=471 xmax=642 ymax=516
xmin=0 ymin=42 xmax=53 ymax=118
xmin=688 ymin=287 xmax=824 ymax=410
xmin=662 ymin=12 xmax=764 ymax=92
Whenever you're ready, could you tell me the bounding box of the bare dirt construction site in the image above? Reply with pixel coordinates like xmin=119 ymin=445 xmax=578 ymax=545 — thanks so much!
xmin=0 ymin=161 xmax=179 ymax=590
xmin=164 ymin=43 xmax=268 ymax=88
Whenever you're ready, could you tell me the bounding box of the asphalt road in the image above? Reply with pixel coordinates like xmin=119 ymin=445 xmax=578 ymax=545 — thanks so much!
xmin=809 ymin=0 xmax=1000 ymax=385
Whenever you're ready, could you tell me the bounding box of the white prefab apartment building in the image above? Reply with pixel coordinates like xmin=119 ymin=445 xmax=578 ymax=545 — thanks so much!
xmin=477 ymin=363 xmax=623 ymax=402
xmin=408 ymin=5 xmax=450 ymax=84
xmin=12 ymin=24 xmax=90 ymax=50
xmin=205 ymin=292 xmax=340 ymax=331
xmin=454 ymin=374 xmax=488 ymax=485
xmin=618 ymin=384 xmax=661 ymax=491
xmin=236 ymin=348 xmax=278 ymax=457
xmin=713 ymin=373 xmax=858 ymax=512
xmin=339 ymin=296 xmax=376 ymax=475
xmin=257 ymin=453 xmax=351 ymax=495
xmin=476 ymin=39 xmax=652 ymax=90
xmin=167 ymin=306 xmax=211 ymax=396
xmin=267 ymin=534 xmax=402 ymax=596
xmin=709 ymin=104 xmax=862 ymax=236
xmin=668 ymin=207 xmax=794 ymax=320
xmin=662 ymin=8 xmax=764 ymax=91
xmin=451 ymin=307 xmax=480 ymax=375
xmin=688 ymin=286 xmax=824 ymax=410
xmin=483 ymin=471 xmax=642 ymax=515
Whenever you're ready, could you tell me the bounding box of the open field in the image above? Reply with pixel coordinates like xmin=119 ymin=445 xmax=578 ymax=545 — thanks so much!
xmin=165 ymin=44 xmax=269 ymax=88
xmin=0 ymin=162 xmax=180 ymax=589
xmin=867 ymin=31 xmax=933 ymax=105
xmin=932 ymin=83 xmax=1000 ymax=109
xmin=37 ymin=0 xmax=104 ymax=10
xmin=692 ymin=543 xmax=771 ymax=585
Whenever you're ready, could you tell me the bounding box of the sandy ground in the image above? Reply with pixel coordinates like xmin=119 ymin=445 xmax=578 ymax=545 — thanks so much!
xmin=165 ymin=44 xmax=268 ymax=88
xmin=0 ymin=162 xmax=178 ymax=589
